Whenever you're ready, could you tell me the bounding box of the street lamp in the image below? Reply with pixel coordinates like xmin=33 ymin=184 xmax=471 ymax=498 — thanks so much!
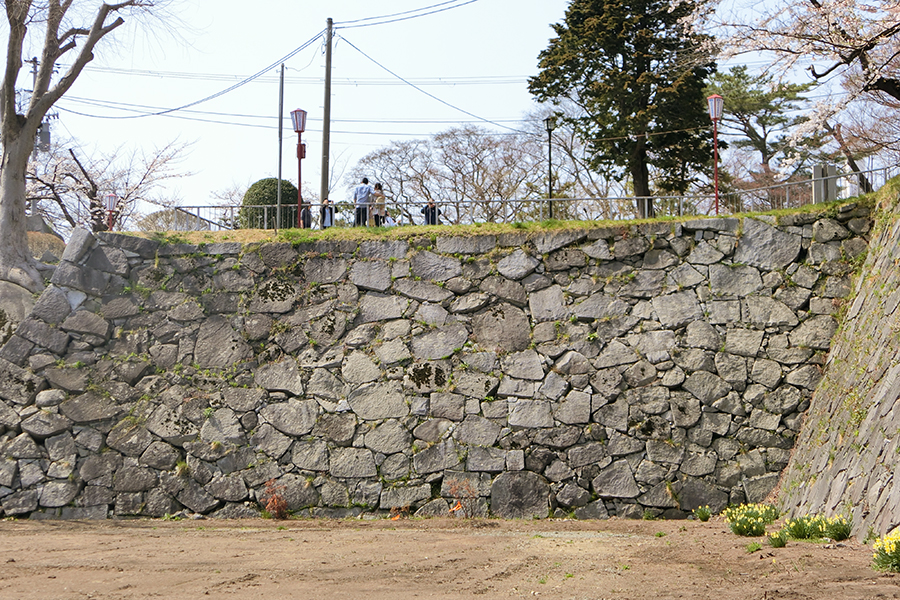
xmin=104 ymin=193 xmax=117 ymax=231
xmin=707 ymin=94 xmax=724 ymax=216
xmin=291 ymin=108 xmax=307 ymax=228
xmin=544 ymin=115 xmax=556 ymax=220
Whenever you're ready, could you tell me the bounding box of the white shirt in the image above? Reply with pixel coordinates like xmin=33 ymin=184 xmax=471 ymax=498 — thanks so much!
xmin=353 ymin=183 xmax=373 ymax=207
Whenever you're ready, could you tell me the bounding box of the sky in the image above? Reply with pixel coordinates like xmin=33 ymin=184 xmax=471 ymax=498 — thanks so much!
xmin=28 ymin=0 xmax=571 ymax=217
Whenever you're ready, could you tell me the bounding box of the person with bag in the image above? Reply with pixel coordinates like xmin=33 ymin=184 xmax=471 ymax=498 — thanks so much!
xmin=372 ymin=183 xmax=387 ymax=227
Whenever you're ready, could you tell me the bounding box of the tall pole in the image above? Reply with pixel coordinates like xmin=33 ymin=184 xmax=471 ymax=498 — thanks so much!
xmin=544 ymin=116 xmax=556 ymax=220
xmin=297 ymin=137 xmax=305 ymax=228
xmin=713 ymin=117 xmax=720 ymax=216
xmin=707 ymin=94 xmax=724 ymax=216
xmin=320 ymin=18 xmax=333 ymax=206
xmin=277 ymin=64 xmax=284 ymax=230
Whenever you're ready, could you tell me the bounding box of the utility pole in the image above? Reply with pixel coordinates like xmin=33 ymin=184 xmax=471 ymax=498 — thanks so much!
xmin=277 ymin=63 xmax=284 ymax=230
xmin=320 ymin=18 xmax=333 ymax=206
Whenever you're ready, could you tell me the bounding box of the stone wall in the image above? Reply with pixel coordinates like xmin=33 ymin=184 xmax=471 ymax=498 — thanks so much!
xmin=0 ymin=204 xmax=872 ymax=520
xmin=779 ymin=196 xmax=900 ymax=537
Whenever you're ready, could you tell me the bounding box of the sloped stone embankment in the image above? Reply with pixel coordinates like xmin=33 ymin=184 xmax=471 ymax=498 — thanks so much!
xmin=0 ymin=205 xmax=871 ymax=520
xmin=779 ymin=196 xmax=900 ymax=537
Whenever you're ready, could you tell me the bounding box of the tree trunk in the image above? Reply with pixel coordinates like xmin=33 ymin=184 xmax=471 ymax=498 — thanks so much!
xmin=0 ymin=132 xmax=44 ymax=292
xmin=631 ymin=143 xmax=654 ymax=218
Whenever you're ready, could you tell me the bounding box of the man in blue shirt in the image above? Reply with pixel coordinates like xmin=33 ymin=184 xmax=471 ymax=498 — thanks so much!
xmin=353 ymin=178 xmax=373 ymax=227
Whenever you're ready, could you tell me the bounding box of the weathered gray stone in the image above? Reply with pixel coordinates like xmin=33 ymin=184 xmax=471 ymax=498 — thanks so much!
xmin=592 ymin=460 xmax=640 ymax=498
xmin=490 ymin=471 xmax=549 ymax=518
xmin=725 ymin=329 xmax=765 ymax=357
xmin=291 ymin=439 xmax=330 ymax=471
xmin=613 ymin=236 xmax=651 ymax=259
xmin=365 ymin=420 xmax=411 ymax=454
xmin=742 ymin=473 xmax=780 ymax=503
xmin=30 ymin=286 xmax=71 ymax=325
xmin=687 ymin=240 xmax=725 ymax=265
xmin=508 ymin=400 xmax=553 ymax=428
xmin=789 ymin=315 xmax=838 ymax=350
xmin=2 ymin=489 xmax=38 ymax=516
xmin=501 ymin=350 xmax=545 ymax=381
xmin=329 ymin=447 xmax=377 ymax=478
xmin=410 ymin=251 xmax=461 ymax=282
xmin=410 ymin=323 xmax=468 ymax=360
xmin=381 ymin=483 xmax=431 ymax=509
xmin=413 ymin=439 xmax=462 ymax=474
xmin=194 ymin=316 xmax=252 ymax=369
xmin=529 ymin=285 xmax=568 ymax=323
xmin=60 ymin=391 xmax=122 ymax=423
xmin=350 ymin=261 xmax=392 ymax=292
xmin=200 ymin=408 xmax=246 ymax=445
xmin=20 ymin=410 xmax=72 ymax=441
xmin=746 ymin=297 xmax=799 ymax=327
xmin=532 ymin=230 xmax=586 ymax=254
xmin=466 ymin=447 xmax=507 ymax=472
xmin=472 ymin=303 xmax=530 ymax=352
xmin=260 ymin=399 xmax=318 ymax=436
xmin=497 ymin=249 xmax=541 ymax=280
xmin=573 ymin=294 xmax=630 ymax=321
xmin=255 ymin=359 xmax=304 ymax=395
xmin=348 ymin=382 xmax=409 ymax=420
xmin=709 ymin=264 xmax=762 ymax=297
xmin=359 ymin=240 xmax=409 ymax=260
xmin=342 ymin=351 xmax=381 ymax=384
xmin=651 ymin=291 xmax=702 ymax=328
xmin=454 ymin=415 xmax=501 ymax=446
xmin=733 ymin=218 xmax=802 ymax=270
xmin=763 ymin=384 xmax=802 ymax=415
xmin=683 ymin=371 xmax=731 ymax=403
xmin=205 ymin=474 xmax=248 ymax=502
xmin=357 ymin=293 xmax=409 ymax=323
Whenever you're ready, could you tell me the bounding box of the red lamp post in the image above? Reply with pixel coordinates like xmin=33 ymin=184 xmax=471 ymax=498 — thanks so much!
xmin=291 ymin=108 xmax=307 ymax=228
xmin=104 ymin=193 xmax=117 ymax=231
xmin=707 ymin=94 xmax=724 ymax=215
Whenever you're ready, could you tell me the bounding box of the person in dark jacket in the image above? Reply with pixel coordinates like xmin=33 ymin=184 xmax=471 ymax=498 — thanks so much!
xmin=300 ymin=204 xmax=312 ymax=229
xmin=421 ymin=200 xmax=441 ymax=225
xmin=320 ymin=199 xmax=334 ymax=229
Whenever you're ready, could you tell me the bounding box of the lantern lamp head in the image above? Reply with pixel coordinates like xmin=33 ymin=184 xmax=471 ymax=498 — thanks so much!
xmin=707 ymin=94 xmax=724 ymax=122
xmin=291 ymin=108 xmax=307 ymax=133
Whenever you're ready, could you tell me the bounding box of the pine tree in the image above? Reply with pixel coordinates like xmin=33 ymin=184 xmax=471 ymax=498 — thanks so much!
xmin=528 ymin=0 xmax=716 ymax=218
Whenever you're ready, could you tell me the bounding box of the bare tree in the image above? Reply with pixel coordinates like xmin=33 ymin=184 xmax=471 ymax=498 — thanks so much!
xmin=1 ymin=0 xmax=168 ymax=292
xmin=28 ymin=138 xmax=189 ymax=237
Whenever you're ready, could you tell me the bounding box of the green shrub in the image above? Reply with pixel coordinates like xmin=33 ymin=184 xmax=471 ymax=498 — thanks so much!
xmin=693 ymin=505 xmax=712 ymax=522
xmin=239 ymin=178 xmax=299 ymax=229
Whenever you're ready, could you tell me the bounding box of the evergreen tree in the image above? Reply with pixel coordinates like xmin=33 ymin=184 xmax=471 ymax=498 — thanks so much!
xmin=528 ymin=0 xmax=716 ymax=218
xmin=706 ymin=66 xmax=816 ymax=177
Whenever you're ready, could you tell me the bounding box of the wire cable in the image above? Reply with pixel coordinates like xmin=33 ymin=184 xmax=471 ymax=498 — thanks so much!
xmin=334 ymin=0 xmax=482 ymax=28
xmin=338 ymin=35 xmax=531 ymax=135
xmin=68 ymin=30 xmax=325 ymax=120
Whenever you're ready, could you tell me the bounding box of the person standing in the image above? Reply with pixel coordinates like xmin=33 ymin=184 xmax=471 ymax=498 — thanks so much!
xmin=300 ymin=204 xmax=312 ymax=229
xmin=421 ymin=199 xmax=441 ymax=225
xmin=353 ymin=178 xmax=373 ymax=227
xmin=373 ymin=183 xmax=387 ymax=227
xmin=320 ymin=199 xmax=334 ymax=229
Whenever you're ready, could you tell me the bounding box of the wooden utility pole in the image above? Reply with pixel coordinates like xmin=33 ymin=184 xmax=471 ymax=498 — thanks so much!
xmin=320 ymin=18 xmax=333 ymax=206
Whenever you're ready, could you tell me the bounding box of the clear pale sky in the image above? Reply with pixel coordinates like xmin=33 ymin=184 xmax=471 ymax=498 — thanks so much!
xmin=36 ymin=0 xmax=570 ymax=214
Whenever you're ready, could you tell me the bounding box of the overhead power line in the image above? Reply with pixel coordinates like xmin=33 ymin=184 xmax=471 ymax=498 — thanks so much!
xmin=67 ymin=30 xmax=325 ymax=120
xmin=78 ymin=65 xmax=529 ymax=86
xmin=339 ymin=35 xmax=531 ymax=135
xmin=334 ymin=0 xmax=483 ymax=28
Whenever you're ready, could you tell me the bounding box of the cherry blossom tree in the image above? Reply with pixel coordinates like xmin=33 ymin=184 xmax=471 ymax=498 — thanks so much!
xmin=1 ymin=0 xmax=169 ymax=292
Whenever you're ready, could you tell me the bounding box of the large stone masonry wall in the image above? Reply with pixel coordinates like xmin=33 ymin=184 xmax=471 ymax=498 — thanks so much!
xmin=0 ymin=204 xmax=871 ymax=520
xmin=778 ymin=196 xmax=900 ymax=537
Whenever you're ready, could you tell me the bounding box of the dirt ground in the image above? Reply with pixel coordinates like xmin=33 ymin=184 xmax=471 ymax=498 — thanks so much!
xmin=0 ymin=516 xmax=897 ymax=600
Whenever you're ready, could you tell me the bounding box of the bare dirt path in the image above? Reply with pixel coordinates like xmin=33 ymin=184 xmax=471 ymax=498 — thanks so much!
xmin=0 ymin=517 xmax=897 ymax=600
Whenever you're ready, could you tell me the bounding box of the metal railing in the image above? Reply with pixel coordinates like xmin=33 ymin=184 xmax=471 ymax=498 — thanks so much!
xmin=160 ymin=165 xmax=897 ymax=232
